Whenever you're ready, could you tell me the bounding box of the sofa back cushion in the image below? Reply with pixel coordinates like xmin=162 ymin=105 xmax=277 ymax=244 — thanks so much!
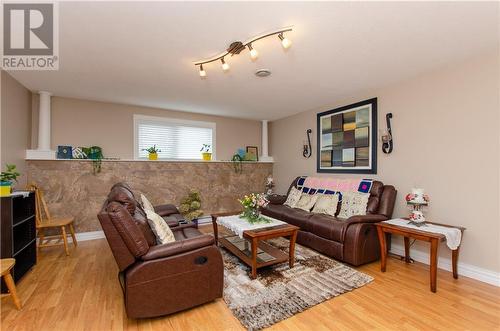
xmin=106 ymin=202 xmax=149 ymax=257
xmin=107 ymin=186 xmax=156 ymax=246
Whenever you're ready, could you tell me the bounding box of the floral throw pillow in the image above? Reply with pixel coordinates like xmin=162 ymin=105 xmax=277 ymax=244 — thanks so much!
xmin=338 ymin=191 xmax=370 ymax=219
xmin=141 ymin=193 xmax=155 ymax=212
xmin=145 ymin=209 xmax=175 ymax=244
xmin=284 ymin=187 xmax=302 ymax=208
xmin=295 ymin=193 xmax=319 ymax=212
xmin=312 ymin=194 xmax=340 ymax=216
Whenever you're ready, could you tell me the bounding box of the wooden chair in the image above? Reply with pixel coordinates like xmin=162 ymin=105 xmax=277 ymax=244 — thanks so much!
xmin=28 ymin=184 xmax=77 ymax=256
xmin=1 ymin=258 xmax=22 ymax=310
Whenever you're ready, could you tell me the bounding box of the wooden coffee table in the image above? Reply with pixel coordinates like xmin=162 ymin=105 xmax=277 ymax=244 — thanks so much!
xmin=211 ymin=211 xmax=299 ymax=279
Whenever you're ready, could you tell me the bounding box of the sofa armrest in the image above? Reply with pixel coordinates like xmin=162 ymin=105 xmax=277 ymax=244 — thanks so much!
xmin=154 ymin=204 xmax=180 ymax=217
xmin=347 ymin=214 xmax=388 ymax=224
xmin=141 ymin=234 xmax=215 ymax=261
xmin=268 ymin=194 xmax=287 ymax=205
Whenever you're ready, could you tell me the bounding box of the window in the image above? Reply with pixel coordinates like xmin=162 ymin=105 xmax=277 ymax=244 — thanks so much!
xmin=134 ymin=115 xmax=216 ymax=160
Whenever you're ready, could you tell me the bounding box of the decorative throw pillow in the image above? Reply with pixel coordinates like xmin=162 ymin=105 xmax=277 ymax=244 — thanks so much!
xmin=312 ymin=194 xmax=340 ymax=216
xmin=294 ymin=193 xmax=319 ymax=212
xmin=284 ymin=187 xmax=302 ymax=208
xmin=145 ymin=209 xmax=175 ymax=244
xmin=337 ymin=191 xmax=370 ymax=219
xmin=141 ymin=193 xmax=155 ymax=212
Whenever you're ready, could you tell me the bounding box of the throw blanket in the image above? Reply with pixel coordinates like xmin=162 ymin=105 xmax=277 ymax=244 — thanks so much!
xmin=383 ymin=218 xmax=462 ymax=250
xmin=217 ymin=214 xmax=286 ymax=238
xmin=297 ymin=176 xmax=373 ymax=194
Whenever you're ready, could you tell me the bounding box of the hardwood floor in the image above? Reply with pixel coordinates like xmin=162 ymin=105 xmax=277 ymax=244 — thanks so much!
xmin=2 ymin=225 xmax=499 ymax=331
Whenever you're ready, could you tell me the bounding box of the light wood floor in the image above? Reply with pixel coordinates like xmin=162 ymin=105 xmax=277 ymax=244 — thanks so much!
xmin=2 ymin=225 xmax=499 ymax=331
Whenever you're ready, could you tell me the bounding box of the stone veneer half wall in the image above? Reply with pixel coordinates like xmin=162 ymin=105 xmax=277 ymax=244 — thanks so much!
xmin=27 ymin=160 xmax=273 ymax=233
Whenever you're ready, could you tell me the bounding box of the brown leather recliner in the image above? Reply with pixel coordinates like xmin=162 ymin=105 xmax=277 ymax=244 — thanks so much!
xmin=98 ymin=185 xmax=223 ymax=319
xmin=262 ymin=177 xmax=397 ymax=266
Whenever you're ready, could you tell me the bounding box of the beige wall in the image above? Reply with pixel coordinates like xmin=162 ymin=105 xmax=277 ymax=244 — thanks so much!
xmin=31 ymin=96 xmax=262 ymax=160
xmin=270 ymin=51 xmax=500 ymax=273
xmin=1 ymin=71 xmax=32 ymax=187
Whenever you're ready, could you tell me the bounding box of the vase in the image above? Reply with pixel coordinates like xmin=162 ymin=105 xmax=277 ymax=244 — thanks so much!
xmin=202 ymin=152 xmax=212 ymax=161
xmin=148 ymin=153 xmax=158 ymax=160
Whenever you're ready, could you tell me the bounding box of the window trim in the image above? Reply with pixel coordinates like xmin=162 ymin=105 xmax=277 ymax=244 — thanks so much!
xmin=133 ymin=114 xmax=217 ymax=160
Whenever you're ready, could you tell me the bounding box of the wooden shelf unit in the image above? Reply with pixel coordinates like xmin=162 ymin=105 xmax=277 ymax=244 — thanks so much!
xmin=1 ymin=192 xmax=37 ymax=292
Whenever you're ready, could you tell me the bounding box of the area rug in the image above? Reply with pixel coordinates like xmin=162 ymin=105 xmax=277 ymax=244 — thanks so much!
xmin=221 ymin=238 xmax=373 ymax=331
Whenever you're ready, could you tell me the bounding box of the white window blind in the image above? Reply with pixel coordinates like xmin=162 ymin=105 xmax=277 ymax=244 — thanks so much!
xmin=134 ymin=115 xmax=215 ymax=160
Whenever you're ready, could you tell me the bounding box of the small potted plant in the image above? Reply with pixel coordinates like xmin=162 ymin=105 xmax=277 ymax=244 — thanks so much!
xmin=200 ymin=144 xmax=212 ymax=161
xmin=0 ymin=164 xmax=21 ymax=196
xmin=142 ymin=145 xmax=161 ymax=160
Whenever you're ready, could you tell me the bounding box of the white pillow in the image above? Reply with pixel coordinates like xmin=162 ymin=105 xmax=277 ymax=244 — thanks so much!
xmin=284 ymin=187 xmax=302 ymax=208
xmin=312 ymin=194 xmax=340 ymax=216
xmin=145 ymin=209 xmax=176 ymax=244
xmin=294 ymin=193 xmax=319 ymax=212
xmin=141 ymin=193 xmax=155 ymax=211
xmin=338 ymin=191 xmax=370 ymax=219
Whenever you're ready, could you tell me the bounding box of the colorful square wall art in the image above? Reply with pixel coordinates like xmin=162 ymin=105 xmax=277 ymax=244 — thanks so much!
xmin=317 ymin=98 xmax=377 ymax=174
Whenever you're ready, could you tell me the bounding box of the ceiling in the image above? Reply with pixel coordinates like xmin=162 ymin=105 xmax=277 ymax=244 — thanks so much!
xmin=8 ymin=1 xmax=499 ymax=120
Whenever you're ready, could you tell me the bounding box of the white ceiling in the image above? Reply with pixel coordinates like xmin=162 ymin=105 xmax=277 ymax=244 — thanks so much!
xmin=8 ymin=1 xmax=499 ymax=120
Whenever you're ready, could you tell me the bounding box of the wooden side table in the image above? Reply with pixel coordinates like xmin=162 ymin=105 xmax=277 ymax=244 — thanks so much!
xmin=375 ymin=221 xmax=465 ymax=293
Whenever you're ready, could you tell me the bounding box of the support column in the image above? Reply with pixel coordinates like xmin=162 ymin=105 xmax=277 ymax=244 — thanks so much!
xmin=26 ymin=91 xmax=56 ymax=159
xmin=260 ymin=120 xmax=274 ymax=162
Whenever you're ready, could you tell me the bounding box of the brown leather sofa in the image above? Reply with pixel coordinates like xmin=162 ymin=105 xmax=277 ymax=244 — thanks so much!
xmin=97 ymin=184 xmax=223 ymax=318
xmin=262 ymin=177 xmax=396 ymax=266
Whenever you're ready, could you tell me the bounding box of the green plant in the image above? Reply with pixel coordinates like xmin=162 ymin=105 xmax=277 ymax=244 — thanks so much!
xmin=179 ymin=189 xmax=203 ymax=221
xmin=200 ymin=144 xmax=211 ymax=153
xmin=0 ymin=164 xmax=20 ymax=183
xmin=82 ymin=146 xmax=103 ymax=175
xmin=231 ymin=154 xmax=243 ymax=174
xmin=142 ymin=145 xmax=161 ymax=154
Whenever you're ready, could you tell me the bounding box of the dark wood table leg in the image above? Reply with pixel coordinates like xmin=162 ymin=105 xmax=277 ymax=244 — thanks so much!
xmin=289 ymin=230 xmax=298 ymax=268
xmin=404 ymin=237 xmax=411 ymax=263
xmin=376 ymin=226 xmax=387 ymax=272
xmin=430 ymin=238 xmax=439 ymax=293
xmin=250 ymin=238 xmax=258 ymax=279
xmin=452 ymin=247 xmax=460 ymax=279
xmin=210 ymin=215 xmax=219 ymax=245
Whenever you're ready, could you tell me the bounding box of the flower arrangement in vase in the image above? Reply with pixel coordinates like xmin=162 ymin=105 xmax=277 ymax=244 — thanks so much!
xmin=238 ymin=193 xmax=270 ymax=224
xmin=200 ymin=144 xmax=212 ymax=161
xmin=0 ymin=164 xmax=20 ymax=196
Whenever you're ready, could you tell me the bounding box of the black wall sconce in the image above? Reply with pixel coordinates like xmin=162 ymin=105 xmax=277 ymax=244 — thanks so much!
xmin=382 ymin=113 xmax=393 ymax=154
xmin=303 ymin=129 xmax=312 ymax=158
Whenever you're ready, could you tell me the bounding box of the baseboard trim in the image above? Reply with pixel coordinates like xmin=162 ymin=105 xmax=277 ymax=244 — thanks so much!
xmin=391 ymin=243 xmax=500 ymax=287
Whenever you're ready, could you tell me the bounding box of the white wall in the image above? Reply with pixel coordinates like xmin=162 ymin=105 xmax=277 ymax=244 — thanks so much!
xmin=270 ymin=51 xmax=500 ymax=278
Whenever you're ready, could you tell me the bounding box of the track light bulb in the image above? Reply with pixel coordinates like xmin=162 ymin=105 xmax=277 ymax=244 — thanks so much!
xmin=248 ymin=44 xmax=259 ymax=60
xmin=221 ymin=58 xmax=230 ymax=71
xmin=199 ymin=64 xmax=206 ymax=78
xmin=279 ymin=33 xmax=292 ymax=49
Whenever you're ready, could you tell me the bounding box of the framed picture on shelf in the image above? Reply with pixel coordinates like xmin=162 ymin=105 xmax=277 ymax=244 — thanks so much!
xmin=316 ymin=98 xmax=377 ymax=174
xmin=246 ymin=146 xmax=259 ymax=161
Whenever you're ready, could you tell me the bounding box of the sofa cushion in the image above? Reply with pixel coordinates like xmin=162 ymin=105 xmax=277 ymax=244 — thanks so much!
xmin=294 ymin=193 xmax=318 ymax=211
xmin=145 ymin=209 xmax=175 ymax=244
xmin=283 ymin=186 xmax=302 ymax=208
xmin=308 ymin=214 xmax=350 ymax=243
xmin=140 ymin=193 xmax=155 ymax=211
xmin=261 ymin=204 xmax=289 ymax=220
xmin=338 ymin=191 xmax=369 ymax=219
xmin=312 ymin=194 xmax=339 ymax=216
xmin=280 ymin=207 xmax=314 ymax=230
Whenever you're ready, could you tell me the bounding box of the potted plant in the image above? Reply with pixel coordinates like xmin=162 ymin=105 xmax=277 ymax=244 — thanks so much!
xmin=0 ymin=164 xmax=21 ymax=196
xmin=142 ymin=145 xmax=161 ymax=160
xmin=200 ymin=144 xmax=212 ymax=161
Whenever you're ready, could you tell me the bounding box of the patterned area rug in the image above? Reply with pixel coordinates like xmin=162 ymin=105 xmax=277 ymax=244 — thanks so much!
xmin=221 ymin=238 xmax=373 ymax=331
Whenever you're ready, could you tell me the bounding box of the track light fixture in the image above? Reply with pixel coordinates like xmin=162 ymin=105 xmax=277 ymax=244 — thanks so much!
xmin=193 ymin=26 xmax=293 ymax=78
